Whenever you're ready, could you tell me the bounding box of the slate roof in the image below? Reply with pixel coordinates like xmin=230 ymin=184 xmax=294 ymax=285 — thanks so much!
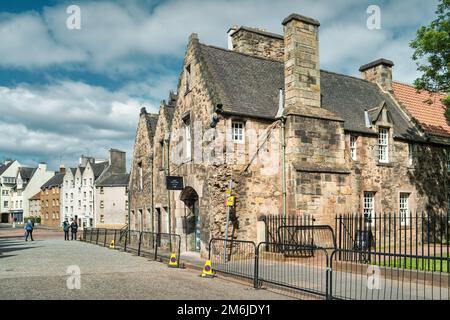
xmin=392 ymin=82 xmax=450 ymax=138
xmin=198 ymin=43 xmax=423 ymax=141
xmin=165 ymin=92 xmax=177 ymax=126
xmin=91 ymin=162 xmax=108 ymax=179
xmin=0 ymin=160 xmax=14 ymax=176
xmin=95 ymin=173 xmax=130 ymax=187
xmin=41 ymin=173 xmax=64 ymax=189
xmin=146 ymin=113 xmax=159 ymax=140
xmin=18 ymin=167 xmax=36 ymax=180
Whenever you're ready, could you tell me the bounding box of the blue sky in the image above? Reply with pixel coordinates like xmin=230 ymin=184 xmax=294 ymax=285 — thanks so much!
xmin=0 ymin=0 xmax=440 ymax=171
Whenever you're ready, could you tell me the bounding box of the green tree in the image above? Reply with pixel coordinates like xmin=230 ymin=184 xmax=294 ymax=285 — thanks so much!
xmin=410 ymin=0 xmax=450 ymax=118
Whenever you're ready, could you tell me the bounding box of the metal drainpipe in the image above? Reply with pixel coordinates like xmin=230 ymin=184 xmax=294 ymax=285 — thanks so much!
xmin=281 ymin=116 xmax=287 ymax=219
xmin=127 ymin=183 xmax=131 ymax=233
xmin=165 ymin=139 xmax=171 ymax=235
xmin=150 ymin=156 xmax=154 ymax=233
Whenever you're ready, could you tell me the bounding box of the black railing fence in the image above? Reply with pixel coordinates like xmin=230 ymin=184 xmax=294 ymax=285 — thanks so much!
xmin=207 ymin=237 xmax=449 ymax=300
xmin=81 ymin=228 xmax=181 ymax=267
xmin=262 ymin=214 xmax=315 ymax=251
xmin=209 ymin=238 xmax=256 ymax=280
xmin=335 ymin=212 xmax=450 ymax=269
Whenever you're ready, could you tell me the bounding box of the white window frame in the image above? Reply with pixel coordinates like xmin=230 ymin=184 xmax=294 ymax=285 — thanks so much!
xmin=378 ymin=128 xmax=389 ymax=163
xmin=232 ymin=121 xmax=245 ymax=144
xmin=363 ymin=192 xmax=375 ymax=221
xmin=350 ymin=135 xmax=358 ymax=161
xmin=399 ymin=193 xmax=410 ymax=225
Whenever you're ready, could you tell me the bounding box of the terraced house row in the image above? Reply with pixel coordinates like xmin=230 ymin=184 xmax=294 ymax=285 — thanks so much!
xmin=0 ymin=149 xmax=130 ymax=230
xmin=128 ymin=12 xmax=450 ymax=257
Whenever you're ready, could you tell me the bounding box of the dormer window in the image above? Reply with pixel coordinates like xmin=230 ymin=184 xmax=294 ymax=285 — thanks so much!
xmin=378 ymin=128 xmax=389 ymax=163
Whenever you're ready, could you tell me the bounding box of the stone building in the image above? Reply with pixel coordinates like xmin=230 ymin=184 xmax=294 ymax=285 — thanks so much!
xmin=61 ymin=156 xmax=108 ymax=229
xmin=10 ymin=163 xmax=54 ymax=223
xmin=40 ymin=168 xmax=65 ymax=228
xmin=129 ymin=108 xmax=159 ymax=232
xmin=130 ymin=13 xmax=450 ymax=257
xmin=0 ymin=160 xmax=21 ymax=223
xmin=28 ymin=192 xmax=41 ymax=220
xmin=94 ymin=149 xmax=129 ymax=229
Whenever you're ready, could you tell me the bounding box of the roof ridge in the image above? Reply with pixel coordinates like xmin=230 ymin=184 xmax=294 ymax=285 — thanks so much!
xmin=199 ymin=42 xmax=282 ymax=64
xmin=393 ymin=81 xmax=447 ymax=97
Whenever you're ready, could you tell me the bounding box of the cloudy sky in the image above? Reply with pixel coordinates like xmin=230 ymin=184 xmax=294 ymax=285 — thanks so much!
xmin=0 ymin=0 xmax=440 ymax=171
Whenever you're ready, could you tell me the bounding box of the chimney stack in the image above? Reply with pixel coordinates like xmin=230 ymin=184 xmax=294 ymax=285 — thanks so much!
xmin=227 ymin=25 xmax=238 ymax=50
xmin=108 ymin=149 xmax=126 ymax=174
xmin=59 ymin=164 xmax=66 ymax=174
xmin=282 ymin=13 xmax=321 ymax=110
xmin=359 ymin=58 xmax=394 ymax=92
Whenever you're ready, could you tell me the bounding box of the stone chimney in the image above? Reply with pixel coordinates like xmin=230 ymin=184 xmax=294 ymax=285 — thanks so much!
xmin=229 ymin=26 xmax=284 ymax=62
xmin=59 ymin=164 xmax=66 ymax=174
xmin=38 ymin=162 xmax=47 ymax=171
xmin=282 ymin=14 xmax=321 ymax=110
xmin=108 ymin=149 xmax=126 ymax=174
xmin=79 ymin=155 xmax=94 ymax=167
xmin=359 ymin=58 xmax=394 ymax=92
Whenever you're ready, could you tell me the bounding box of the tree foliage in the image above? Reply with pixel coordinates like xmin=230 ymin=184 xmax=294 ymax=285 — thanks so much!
xmin=410 ymin=0 xmax=450 ymax=113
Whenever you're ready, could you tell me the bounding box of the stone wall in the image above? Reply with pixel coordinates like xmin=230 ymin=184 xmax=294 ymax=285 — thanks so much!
xmin=230 ymin=27 xmax=284 ymax=62
xmin=167 ymin=34 xmax=283 ymax=255
xmin=129 ymin=109 xmax=157 ymax=232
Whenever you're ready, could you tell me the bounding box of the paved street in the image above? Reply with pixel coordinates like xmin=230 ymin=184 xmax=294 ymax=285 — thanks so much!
xmin=0 ymin=226 xmax=290 ymax=300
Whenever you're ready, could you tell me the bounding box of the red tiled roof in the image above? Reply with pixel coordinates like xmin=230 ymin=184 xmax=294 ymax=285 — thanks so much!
xmin=392 ymin=82 xmax=450 ymax=138
xmin=29 ymin=192 xmax=41 ymax=201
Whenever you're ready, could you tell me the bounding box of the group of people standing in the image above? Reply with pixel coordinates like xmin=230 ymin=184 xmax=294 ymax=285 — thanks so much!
xmin=23 ymin=219 xmax=79 ymax=241
xmin=62 ymin=220 xmax=78 ymax=241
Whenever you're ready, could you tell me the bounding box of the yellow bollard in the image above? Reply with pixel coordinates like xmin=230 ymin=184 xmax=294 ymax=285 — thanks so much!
xmin=168 ymin=253 xmax=178 ymax=268
xmin=109 ymin=240 xmax=115 ymax=249
xmin=201 ymin=260 xmax=215 ymax=278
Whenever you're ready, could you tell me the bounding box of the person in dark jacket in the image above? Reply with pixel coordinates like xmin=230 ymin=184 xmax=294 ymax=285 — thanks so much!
xmin=63 ymin=221 xmax=70 ymax=241
xmin=70 ymin=220 xmax=78 ymax=240
xmin=24 ymin=219 xmax=34 ymax=241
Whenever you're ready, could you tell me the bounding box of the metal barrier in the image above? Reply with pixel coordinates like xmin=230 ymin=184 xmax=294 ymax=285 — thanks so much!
xmin=209 ymin=238 xmax=256 ymax=281
xmin=140 ymin=231 xmax=158 ymax=259
xmin=80 ymin=229 xmax=182 ymax=267
xmin=156 ymin=233 xmax=182 ymax=263
xmin=255 ymin=242 xmax=330 ymax=299
xmin=277 ymin=225 xmax=336 ymax=257
xmin=330 ymin=249 xmax=450 ymax=300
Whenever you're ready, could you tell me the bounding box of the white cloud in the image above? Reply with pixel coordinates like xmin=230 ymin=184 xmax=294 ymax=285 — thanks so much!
xmin=0 ymin=0 xmax=442 ymax=168
xmin=0 ymin=81 xmax=151 ymax=169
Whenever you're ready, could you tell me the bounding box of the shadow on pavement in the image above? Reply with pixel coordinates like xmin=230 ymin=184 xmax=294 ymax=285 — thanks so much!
xmin=0 ymin=238 xmax=41 ymax=258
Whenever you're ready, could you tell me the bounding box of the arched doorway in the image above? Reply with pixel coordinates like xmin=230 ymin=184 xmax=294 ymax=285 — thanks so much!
xmin=180 ymin=186 xmax=200 ymax=252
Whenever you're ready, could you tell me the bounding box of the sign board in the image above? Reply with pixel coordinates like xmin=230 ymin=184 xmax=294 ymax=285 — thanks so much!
xmin=226 ymin=196 xmax=235 ymax=207
xmin=166 ymin=176 xmax=184 ymax=190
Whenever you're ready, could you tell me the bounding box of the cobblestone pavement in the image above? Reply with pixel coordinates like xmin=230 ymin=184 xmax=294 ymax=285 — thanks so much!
xmin=0 ymin=227 xmax=291 ymax=300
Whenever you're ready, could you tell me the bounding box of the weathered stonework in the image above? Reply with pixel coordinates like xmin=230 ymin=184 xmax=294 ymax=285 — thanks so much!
xmin=129 ymin=108 xmax=158 ymax=232
xmin=230 ymin=27 xmax=284 ymax=62
xmin=128 ymin=12 xmax=450 ymax=258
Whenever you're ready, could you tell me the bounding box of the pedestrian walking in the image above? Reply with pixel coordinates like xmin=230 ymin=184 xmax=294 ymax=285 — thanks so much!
xmin=63 ymin=221 xmax=70 ymax=241
xmin=24 ymin=219 xmax=34 ymax=241
xmin=70 ymin=220 xmax=78 ymax=240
